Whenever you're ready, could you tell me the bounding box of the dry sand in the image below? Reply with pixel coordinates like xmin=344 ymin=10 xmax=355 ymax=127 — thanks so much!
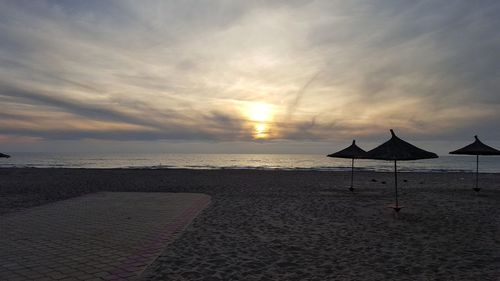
xmin=1 ymin=168 xmax=499 ymax=280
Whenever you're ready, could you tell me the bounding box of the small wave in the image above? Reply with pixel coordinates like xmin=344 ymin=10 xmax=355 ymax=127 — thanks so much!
xmin=1 ymin=153 xmax=497 ymax=173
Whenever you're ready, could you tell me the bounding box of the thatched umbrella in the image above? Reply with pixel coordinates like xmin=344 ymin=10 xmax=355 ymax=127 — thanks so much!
xmin=0 ymin=153 xmax=10 ymax=158
xmin=366 ymin=129 xmax=438 ymax=212
xmin=327 ymin=140 xmax=367 ymax=191
xmin=450 ymin=135 xmax=500 ymax=192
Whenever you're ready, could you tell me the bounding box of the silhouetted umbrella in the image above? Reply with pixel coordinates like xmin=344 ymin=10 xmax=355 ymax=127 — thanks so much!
xmin=450 ymin=135 xmax=500 ymax=192
xmin=0 ymin=153 xmax=10 ymax=158
xmin=327 ymin=140 xmax=367 ymax=191
xmin=366 ymin=129 xmax=438 ymax=212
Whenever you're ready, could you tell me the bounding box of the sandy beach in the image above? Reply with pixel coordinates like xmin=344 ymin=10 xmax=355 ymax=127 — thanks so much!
xmin=1 ymin=168 xmax=499 ymax=280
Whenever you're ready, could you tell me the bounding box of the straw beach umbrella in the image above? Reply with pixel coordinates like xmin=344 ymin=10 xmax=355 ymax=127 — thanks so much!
xmin=450 ymin=135 xmax=500 ymax=192
xmin=366 ymin=129 xmax=438 ymax=212
xmin=0 ymin=153 xmax=10 ymax=158
xmin=327 ymin=140 xmax=367 ymax=192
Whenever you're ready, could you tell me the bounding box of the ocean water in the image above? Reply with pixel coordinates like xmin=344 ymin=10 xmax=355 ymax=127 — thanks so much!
xmin=1 ymin=153 xmax=500 ymax=173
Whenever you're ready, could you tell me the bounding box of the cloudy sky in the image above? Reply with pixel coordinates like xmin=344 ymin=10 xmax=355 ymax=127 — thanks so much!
xmin=1 ymin=0 xmax=499 ymax=154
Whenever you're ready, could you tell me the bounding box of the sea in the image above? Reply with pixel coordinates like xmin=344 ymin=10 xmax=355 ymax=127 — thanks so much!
xmin=1 ymin=153 xmax=500 ymax=173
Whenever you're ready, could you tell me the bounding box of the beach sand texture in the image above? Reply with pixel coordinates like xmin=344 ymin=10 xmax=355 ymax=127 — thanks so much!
xmin=1 ymin=168 xmax=500 ymax=280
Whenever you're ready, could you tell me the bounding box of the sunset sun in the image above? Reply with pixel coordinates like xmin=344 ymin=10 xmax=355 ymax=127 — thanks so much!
xmin=246 ymin=103 xmax=273 ymax=139
xmin=248 ymin=103 xmax=273 ymax=122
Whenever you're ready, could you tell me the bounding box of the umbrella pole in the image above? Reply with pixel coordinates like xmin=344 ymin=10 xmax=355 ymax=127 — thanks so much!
xmin=394 ymin=160 xmax=400 ymax=211
xmin=350 ymin=158 xmax=354 ymax=192
xmin=475 ymin=155 xmax=479 ymax=192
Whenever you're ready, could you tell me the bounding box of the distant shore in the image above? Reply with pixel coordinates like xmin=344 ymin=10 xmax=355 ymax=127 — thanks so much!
xmin=1 ymin=168 xmax=499 ymax=279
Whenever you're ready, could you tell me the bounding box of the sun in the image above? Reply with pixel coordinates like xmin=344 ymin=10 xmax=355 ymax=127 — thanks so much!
xmin=248 ymin=103 xmax=273 ymax=122
xmin=246 ymin=102 xmax=273 ymax=139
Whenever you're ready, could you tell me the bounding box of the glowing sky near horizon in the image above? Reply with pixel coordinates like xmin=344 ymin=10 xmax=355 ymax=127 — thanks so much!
xmin=1 ymin=0 xmax=500 ymax=153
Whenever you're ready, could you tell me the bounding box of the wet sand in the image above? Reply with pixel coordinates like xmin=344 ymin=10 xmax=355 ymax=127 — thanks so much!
xmin=1 ymin=168 xmax=499 ymax=280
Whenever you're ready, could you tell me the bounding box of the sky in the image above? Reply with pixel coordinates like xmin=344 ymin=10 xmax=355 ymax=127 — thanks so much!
xmin=1 ymin=0 xmax=500 ymax=154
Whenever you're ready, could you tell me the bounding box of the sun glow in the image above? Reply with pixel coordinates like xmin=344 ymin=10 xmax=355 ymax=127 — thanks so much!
xmin=246 ymin=103 xmax=273 ymax=140
xmin=254 ymin=123 xmax=269 ymax=139
xmin=248 ymin=103 xmax=273 ymax=122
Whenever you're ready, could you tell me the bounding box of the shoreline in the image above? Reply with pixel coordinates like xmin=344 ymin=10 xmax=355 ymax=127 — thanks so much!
xmin=2 ymin=153 xmax=499 ymax=173
xmin=0 ymin=166 xmax=489 ymax=173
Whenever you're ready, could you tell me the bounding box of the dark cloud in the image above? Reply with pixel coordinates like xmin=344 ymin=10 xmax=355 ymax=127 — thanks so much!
xmin=0 ymin=84 xmax=156 ymax=127
xmin=0 ymin=83 xmax=254 ymax=142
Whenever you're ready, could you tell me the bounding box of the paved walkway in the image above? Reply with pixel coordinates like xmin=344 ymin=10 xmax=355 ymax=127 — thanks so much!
xmin=0 ymin=192 xmax=211 ymax=281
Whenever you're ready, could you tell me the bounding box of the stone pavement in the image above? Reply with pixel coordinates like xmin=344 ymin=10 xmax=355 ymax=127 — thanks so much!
xmin=0 ymin=192 xmax=211 ymax=281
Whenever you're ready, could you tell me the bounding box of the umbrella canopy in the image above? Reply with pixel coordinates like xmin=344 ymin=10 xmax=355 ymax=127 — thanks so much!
xmin=366 ymin=129 xmax=438 ymax=212
xmin=327 ymin=140 xmax=367 ymax=192
xmin=327 ymin=140 xmax=367 ymax=159
xmin=449 ymin=135 xmax=500 ymax=192
xmin=366 ymin=130 xmax=438 ymax=160
xmin=0 ymin=153 xmax=10 ymax=158
xmin=450 ymin=135 xmax=500 ymax=155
